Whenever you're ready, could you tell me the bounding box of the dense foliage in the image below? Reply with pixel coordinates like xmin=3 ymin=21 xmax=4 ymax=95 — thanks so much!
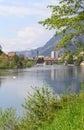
xmin=0 ymin=108 xmax=19 ymax=130
xmin=39 ymin=0 xmax=84 ymax=35
xmin=21 ymin=87 xmax=61 ymax=130
xmin=37 ymin=92 xmax=84 ymax=130
xmin=55 ymin=33 xmax=75 ymax=49
xmin=39 ymin=0 xmax=84 ymax=61
xmin=0 ymin=52 xmax=35 ymax=69
xmin=0 ymin=85 xmax=84 ymax=130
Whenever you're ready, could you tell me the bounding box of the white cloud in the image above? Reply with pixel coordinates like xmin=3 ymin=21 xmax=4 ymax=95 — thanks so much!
xmin=0 ymin=0 xmax=57 ymax=53
xmin=17 ymin=25 xmax=55 ymax=47
xmin=0 ymin=0 xmax=59 ymax=18
xmin=1 ymin=25 xmax=55 ymax=53
xmin=0 ymin=4 xmax=50 ymax=18
xmin=50 ymin=0 xmax=59 ymax=4
xmin=0 ymin=0 xmax=59 ymax=17
xmin=17 ymin=25 xmax=45 ymax=38
xmin=0 ymin=37 xmax=29 ymax=53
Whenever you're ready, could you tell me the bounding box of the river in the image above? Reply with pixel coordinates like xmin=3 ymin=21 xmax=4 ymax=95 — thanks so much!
xmin=0 ymin=65 xmax=84 ymax=115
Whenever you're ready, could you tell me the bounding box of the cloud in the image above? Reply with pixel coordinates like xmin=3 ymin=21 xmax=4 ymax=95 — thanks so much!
xmin=0 ymin=0 xmax=59 ymax=17
xmin=0 ymin=3 xmax=50 ymax=18
xmin=1 ymin=25 xmax=55 ymax=53
xmin=17 ymin=24 xmax=55 ymax=47
xmin=0 ymin=0 xmax=57 ymax=53
xmin=0 ymin=5 xmax=32 ymax=17
xmin=17 ymin=25 xmax=45 ymax=38
xmin=0 ymin=0 xmax=59 ymax=18
xmin=0 ymin=37 xmax=29 ymax=53
xmin=50 ymin=0 xmax=59 ymax=4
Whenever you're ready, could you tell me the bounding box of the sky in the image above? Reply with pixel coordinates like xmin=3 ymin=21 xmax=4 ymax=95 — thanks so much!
xmin=0 ymin=0 xmax=59 ymax=53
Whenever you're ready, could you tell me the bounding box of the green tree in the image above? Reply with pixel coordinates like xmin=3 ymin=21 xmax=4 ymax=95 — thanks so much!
xmin=39 ymin=0 xmax=84 ymax=49
xmin=55 ymin=33 xmax=75 ymax=49
xmin=39 ymin=0 xmax=84 ymax=34
xmin=21 ymin=87 xmax=61 ymax=130
xmin=0 ymin=108 xmax=19 ymax=130
xmin=10 ymin=55 xmax=23 ymax=68
xmin=66 ymin=54 xmax=73 ymax=64
xmin=0 ymin=54 xmax=9 ymax=68
xmin=0 ymin=45 xmax=3 ymax=55
xmin=74 ymin=55 xmax=84 ymax=65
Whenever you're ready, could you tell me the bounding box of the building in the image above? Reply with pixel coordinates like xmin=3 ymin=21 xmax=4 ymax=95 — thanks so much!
xmin=51 ymin=51 xmax=56 ymax=59
xmin=8 ymin=52 xmax=16 ymax=57
xmin=51 ymin=49 xmax=65 ymax=60
xmin=51 ymin=51 xmax=58 ymax=59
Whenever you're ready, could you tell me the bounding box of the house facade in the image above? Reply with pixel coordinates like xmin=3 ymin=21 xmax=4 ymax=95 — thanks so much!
xmin=8 ymin=52 xmax=16 ymax=57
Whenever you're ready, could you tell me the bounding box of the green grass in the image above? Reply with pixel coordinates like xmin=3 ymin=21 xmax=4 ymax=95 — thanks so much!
xmin=37 ymin=91 xmax=84 ymax=130
xmin=0 ymin=87 xmax=84 ymax=130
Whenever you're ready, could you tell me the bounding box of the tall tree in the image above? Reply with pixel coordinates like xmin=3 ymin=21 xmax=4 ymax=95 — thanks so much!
xmin=0 ymin=45 xmax=2 ymax=51
xmin=0 ymin=45 xmax=2 ymax=55
xmin=39 ymin=0 xmax=84 ymax=48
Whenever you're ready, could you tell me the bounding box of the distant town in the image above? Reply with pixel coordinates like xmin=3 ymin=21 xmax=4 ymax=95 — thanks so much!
xmin=0 ymin=42 xmax=84 ymax=67
xmin=8 ymin=48 xmax=84 ymax=65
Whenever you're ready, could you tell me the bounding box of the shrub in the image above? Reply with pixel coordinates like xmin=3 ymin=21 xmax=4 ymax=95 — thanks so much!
xmin=37 ymin=91 xmax=84 ymax=130
xmin=66 ymin=54 xmax=73 ymax=64
xmin=26 ymin=61 xmax=34 ymax=67
xmin=0 ymin=107 xmax=19 ymax=130
xmin=0 ymin=87 xmax=84 ymax=130
xmin=74 ymin=55 xmax=84 ymax=65
xmin=21 ymin=86 xmax=62 ymax=130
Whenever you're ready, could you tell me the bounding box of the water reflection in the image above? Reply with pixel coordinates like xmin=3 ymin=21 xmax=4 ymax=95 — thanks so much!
xmin=0 ymin=65 xmax=84 ymax=114
xmin=42 ymin=65 xmax=83 ymax=94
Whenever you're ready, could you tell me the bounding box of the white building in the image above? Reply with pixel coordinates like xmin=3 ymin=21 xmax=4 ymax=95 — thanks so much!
xmin=51 ymin=49 xmax=65 ymax=59
xmin=51 ymin=51 xmax=54 ymax=59
xmin=51 ymin=51 xmax=59 ymax=59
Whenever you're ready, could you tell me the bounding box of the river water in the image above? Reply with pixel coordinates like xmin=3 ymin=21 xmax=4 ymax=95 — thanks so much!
xmin=0 ymin=65 xmax=84 ymax=114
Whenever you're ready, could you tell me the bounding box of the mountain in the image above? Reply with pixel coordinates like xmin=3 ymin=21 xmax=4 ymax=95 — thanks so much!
xmin=67 ymin=34 xmax=84 ymax=51
xmin=58 ymin=34 xmax=84 ymax=56
xmin=16 ymin=34 xmax=62 ymax=58
xmin=16 ymin=33 xmax=84 ymax=58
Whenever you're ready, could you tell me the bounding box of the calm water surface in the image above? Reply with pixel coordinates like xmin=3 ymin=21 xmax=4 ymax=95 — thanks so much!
xmin=0 ymin=65 xmax=84 ymax=114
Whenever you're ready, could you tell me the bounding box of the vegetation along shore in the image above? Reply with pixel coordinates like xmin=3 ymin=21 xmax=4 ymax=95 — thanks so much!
xmin=0 ymin=50 xmax=36 ymax=69
xmin=0 ymin=85 xmax=84 ymax=130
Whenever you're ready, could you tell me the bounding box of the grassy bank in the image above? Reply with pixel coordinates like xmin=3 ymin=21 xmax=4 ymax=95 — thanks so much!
xmin=0 ymin=53 xmax=36 ymax=69
xmin=38 ymin=91 xmax=84 ymax=130
xmin=0 ymin=87 xmax=84 ymax=130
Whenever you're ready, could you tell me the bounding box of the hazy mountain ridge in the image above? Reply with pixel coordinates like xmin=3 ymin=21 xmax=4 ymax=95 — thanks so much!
xmin=16 ymin=33 xmax=84 ymax=58
xmin=16 ymin=34 xmax=62 ymax=58
xmin=66 ymin=34 xmax=84 ymax=52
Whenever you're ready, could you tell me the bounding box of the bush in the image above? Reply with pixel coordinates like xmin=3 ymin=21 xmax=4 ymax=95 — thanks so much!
xmin=66 ymin=54 xmax=73 ymax=64
xmin=26 ymin=61 xmax=33 ymax=67
xmin=0 ymin=108 xmax=19 ymax=130
xmin=26 ymin=61 xmax=35 ymax=67
xmin=0 ymin=61 xmax=9 ymax=69
xmin=37 ymin=91 xmax=84 ymax=130
xmin=0 ymin=86 xmax=84 ymax=130
xmin=21 ymin=86 xmax=62 ymax=130
xmin=74 ymin=55 xmax=84 ymax=65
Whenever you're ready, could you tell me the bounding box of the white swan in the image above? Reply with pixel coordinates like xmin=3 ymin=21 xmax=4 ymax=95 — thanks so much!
xmin=13 ymin=76 xmax=16 ymax=79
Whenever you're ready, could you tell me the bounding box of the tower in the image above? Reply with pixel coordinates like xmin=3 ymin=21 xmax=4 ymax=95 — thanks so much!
xmin=37 ymin=50 xmax=39 ymax=58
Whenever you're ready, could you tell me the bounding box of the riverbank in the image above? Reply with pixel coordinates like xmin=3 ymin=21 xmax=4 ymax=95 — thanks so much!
xmin=0 ymin=53 xmax=36 ymax=69
xmin=0 ymin=86 xmax=84 ymax=130
xmin=38 ymin=90 xmax=84 ymax=130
